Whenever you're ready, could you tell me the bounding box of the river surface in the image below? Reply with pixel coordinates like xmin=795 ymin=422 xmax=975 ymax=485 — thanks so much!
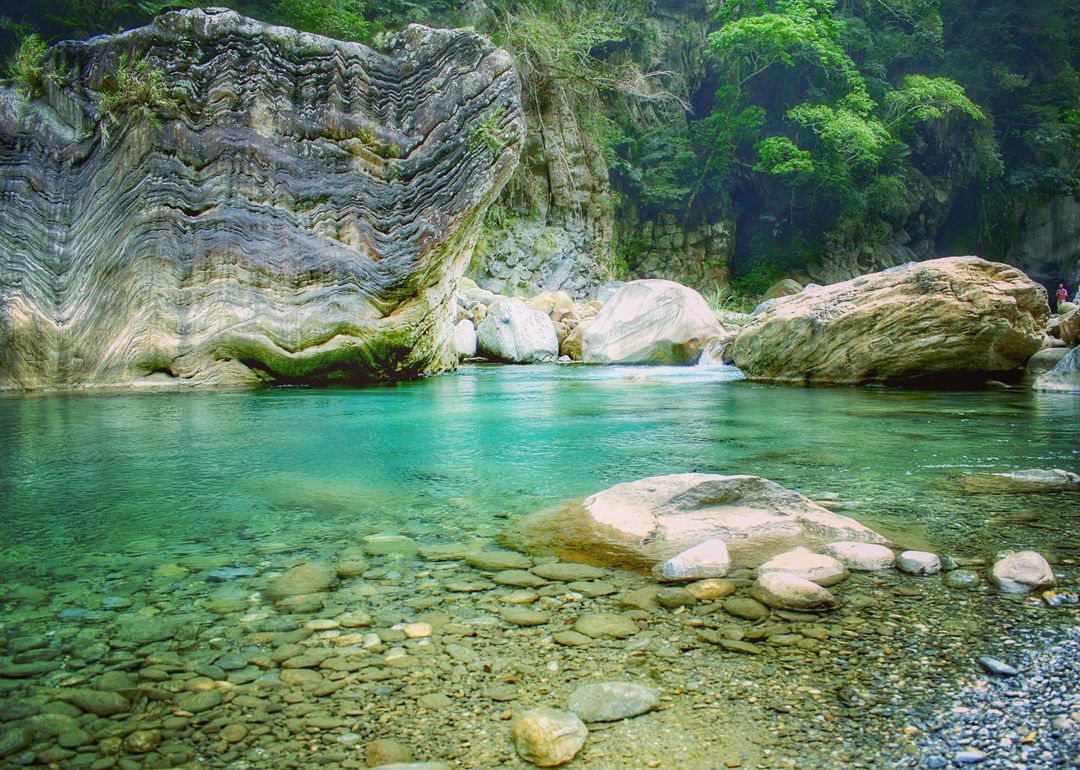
xmin=2 ymin=363 xmax=1078 ymax=566
xmin=2 ymin=364 xmax=1080 ymax=769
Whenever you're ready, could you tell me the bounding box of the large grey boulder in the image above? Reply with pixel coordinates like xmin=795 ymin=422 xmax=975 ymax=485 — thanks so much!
xmin=582 ymin=280 xmax=725 ymax=365
xmin=0 ymin=9 xmax=524 ymax=389
xmin=1034 ymin=346 xmax=1080 ymax=393
xmin=502 ymin=473 xmax=885 ymax=570
xmin=453 ymin=320 xmax=478 ymax=359
xmin=476 ymin=298 xmax=559 ymax=363
xmin=990 ymin=551 xmax=1055 ymax=594
xmin=733 ymin=258 xmax=1049 ymax=385
xmin=750 ymin=572 xmax=838 ymax=611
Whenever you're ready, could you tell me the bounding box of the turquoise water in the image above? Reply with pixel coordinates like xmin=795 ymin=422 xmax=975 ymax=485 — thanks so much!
xmin=2 ymin=363 xmax=1079 ymax=572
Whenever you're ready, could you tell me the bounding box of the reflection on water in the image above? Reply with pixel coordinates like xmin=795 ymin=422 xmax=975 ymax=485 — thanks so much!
xmin=1 ymin=364 xmax=1078 ymax=571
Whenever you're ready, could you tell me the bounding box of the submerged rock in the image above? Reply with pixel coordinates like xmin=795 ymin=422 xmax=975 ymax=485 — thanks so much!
xmin=758 ymin=547 xmax=848 ymax=586
xmin=990 ymin=551 xmax=1055 ymax=594
xmin=502 ymin=473 xmax=884 ymax=570
xmin=749 ymin=573 xmax=838 ymax=611
xmin=567 ymin=682 xmax=659 ymax=723
xmin=0 ymin=9 xmax=524 ymax=389
xmin=897 ymin=551 xmax=942 ymax=576
xmin=265 ymin=562 xmax=337 ymax=600
xmin=582 ymin=280 xmax=725 ymax=365
xmin=959 ymin=468 xmax=1080 ymax=494
xmin=511 ymin=708 xmax=588 ymax=767
xmin=476 ymin=299 xmax=559 ymax=363
xmin=824 ymin=541 xmax=896 ymax=571
xmin=732 ymin=257 xmax=1049 ymax=385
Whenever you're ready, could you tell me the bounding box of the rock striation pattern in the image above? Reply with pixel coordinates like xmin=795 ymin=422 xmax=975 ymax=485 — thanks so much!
xmin=0 ymin=8 xmax=524 ymax=389
xmin=732 ymin=257 xmax=1049 ymax=385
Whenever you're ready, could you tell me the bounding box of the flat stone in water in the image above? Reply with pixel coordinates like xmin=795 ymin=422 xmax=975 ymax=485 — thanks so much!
xmin=567 ymin=681 xmax=659 ymax=722
xmin=512 ymin=708 xmax=587 ymax=767
xmin=724 ymin=597 xmax=770 ymax=621
xmin=978 ymin=656 xmax=1019 ymax=676
xmin=944 ymin=569 xmax=982 ymax=589
xmin=502 ymin=608 xmax=550 ymax=627
xmin=57 ymin=689 xmax=130 ymax=717
xmin=115 ymin=617 xmax=181 ymax=646
xmin=101 ymin=596 xmax=133 ymax=610
xmin=573 ymin=613 xmax=639 ymax=639
xmin=465 ymin=550 xmax=533 ymax=571
xmin=530 ymin=563 xmax=605 ymax=582
xmin=656 ymin=587 xmax=696 ymax=608
xmin=567 ymin=580 xmax=617 ymax=597
xmin=720 ymin=639 xmax=762 ymax=655
xmin=553 ymin=631 xmax=592 ymax=647
xmin=175 ymin=690 xmax=223 ymax=714
xmin=492 ymin=570 xmax=546 ymax=587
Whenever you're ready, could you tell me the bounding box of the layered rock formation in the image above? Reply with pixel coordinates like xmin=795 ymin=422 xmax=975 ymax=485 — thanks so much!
xmin=732 ymin=257 xmax=1049 ymax=385
xmin=0 ymin=8 xmax=524 ymax=389
xmin=502 ymin=473 xmax=885 ymax=570
xmin=1034 ymin=346 xmax=1080 ymax=393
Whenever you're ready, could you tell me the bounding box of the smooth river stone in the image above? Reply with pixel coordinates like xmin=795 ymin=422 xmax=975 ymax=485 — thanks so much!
xmin=265 ymin=562 xmax=337 ymax=599
xmin=896 ymin=551 xmax=942 ymax=576
xmin=512 ymin=708 xmax=588 ymax=767
xmin=573 ymin=613 xmax=639 ymax=639
xmin=749 ymin=573 xmax=838 ymax=611
xmin=465 ymin=551 xmax=533 ymax=571
xmin=758 ymin=547 xmax=849 ymax=586
xmin=990 ymin=551 xmax=1055 ymax=594
xmin=654 ymin=538 xmax=732 ymax=581
xmin=501 ymin=608 xmax=550 ymax=627
xmin=567 ymin=682 xmax=659 ymax=722
xmin=824 ymin=541 xmax=896 ymax=571
xmin=530 ymin=563 xmax=606 ymax=582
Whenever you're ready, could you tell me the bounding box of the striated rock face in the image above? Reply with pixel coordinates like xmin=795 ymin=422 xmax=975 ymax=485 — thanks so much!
xmin=732 ymin=257 xmax=1049 ymax=385
xmin=0 ymin=8 xmax=524 ymax=389
xmin=502 ymin=473 xmax=885 ymax=571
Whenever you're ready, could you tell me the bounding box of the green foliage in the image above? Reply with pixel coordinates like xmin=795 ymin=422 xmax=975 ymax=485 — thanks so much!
xmin=98 ymin=52 xmax=180 ymax=142
xmin=249 ymin=0 xmax=371 ymax=42
xmin=469 ymin=107 xmax=508 ymax=157
xmin=6 ymin=34 xmax=51 ymax=98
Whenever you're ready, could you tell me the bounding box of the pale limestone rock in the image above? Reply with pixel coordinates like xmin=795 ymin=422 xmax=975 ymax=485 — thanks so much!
xmin=0 ymin=9 xmax=524 ymax=389
xmin=654 ymin=538 xmax=732 ymax=581
xmin=1034 ymin=346 xmax=1080 ymax=393
xmin=758 ymin=547 xmax=848 ymax=586
xmin=824 ymin=542 xmax=896 ymax=571
xmin=749 ymin=573 xmax=838 ymax=611
xmin=582 ymin=280 xmax=725 ymax=365
xmin=990 ymin=551 xmax=1055 ymax=594
xmin=896 ymin=551 xmax=941 ymax=575
xmin=502 ymin=473 xmax=885 ymax=570
xmin=567 ymin=682 xmax=659 ymax=722
xmin=559 ymin=319 xmax=592 ymax=360
xmin=453 ymin=320 xmax=478 ymax=359
xmin=733 ymin=257 xmax=1049 ymax=384
xmin=477 ymin=299 xmax=559 ymax=363
xmin=511 ymin=708 xmax=587 ymax=767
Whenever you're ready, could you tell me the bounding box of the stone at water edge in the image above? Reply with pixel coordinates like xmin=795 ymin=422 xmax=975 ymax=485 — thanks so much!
xmin=1034 ymin=345 xmax=1080 ymax=393
xmin=0 ymin=9 xmax=524 ymax=389
xmin=567 ymin=682 xmax=660 ymax=723
xmin=265 ymin=562 xmax=337 ymax=600
xmin=464 ymin=550 xmax=533 ymax=571
xmin=365 ymin=739 xmax=414 ymax=767
xmin=749 ymin=573 xmax=838 ymax=611
xmin=733 ymin=257 xmax=1049 ymax=385
xmin=1025 ymin=348 xmax=1070 ymax=377
xmin=502 ymin=473 xmax=886 ymax=571
xmin=511 ymin=708 xmax=588 ymax=767
xmin=896 ymin=551 xmax=942 ymax=576
xmin=723 ymin=597 xmax=771 ymax=621
xmin=654 ymin=538 xmax=732 ymax=581
xmin=476 ymin=299 xmax=559 ymax=364
xmin=582 ymin=279 xmax=726 ymax=365
xmin=990 ymin=551 xmax=1055 ymax=594
xmin=824 ymin=541 xmax=896 ymax=571
xmin=978 ymin=656 xmax=1019 ymax=677
xmin=573 ymin=613 xmax=639 ymax=639
xmin=376 ymin=765 xmax=452 ymax=770
xmin=758 ymin=547 xmax=849 ymax=586
xmin=944 ymin=570 xmax=982 ymax=590
xmin=453 ymin=320 xmax=477 ymax=359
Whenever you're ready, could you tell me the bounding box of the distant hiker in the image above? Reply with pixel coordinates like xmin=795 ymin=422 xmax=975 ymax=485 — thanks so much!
xmin=1056 ymin=283 xmax=1069 ymax=309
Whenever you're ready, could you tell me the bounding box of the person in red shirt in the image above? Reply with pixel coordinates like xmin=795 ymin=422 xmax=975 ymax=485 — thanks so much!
xmin=1057 ymin=283 xmax=1070 ymax=309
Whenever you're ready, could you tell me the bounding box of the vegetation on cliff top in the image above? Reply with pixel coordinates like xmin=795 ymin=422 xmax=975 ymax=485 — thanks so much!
xmin=3 ymin=0 xmax=1076 ymax=292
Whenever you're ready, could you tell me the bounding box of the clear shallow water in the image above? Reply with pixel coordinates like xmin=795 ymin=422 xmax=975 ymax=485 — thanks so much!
xmin=1 ymin=363 xmax=1079 ymax=573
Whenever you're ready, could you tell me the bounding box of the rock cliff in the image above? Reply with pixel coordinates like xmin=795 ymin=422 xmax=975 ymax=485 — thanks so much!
xmin=0 ymin=8 xmax=523 ymax=389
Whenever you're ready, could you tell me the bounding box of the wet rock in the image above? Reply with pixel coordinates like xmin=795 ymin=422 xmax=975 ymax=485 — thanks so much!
xmin=502 ymin=608 xmax=550 ymax=627
xmin=978 ymin=656 xmax=1019 ymax=676
xmin=123 ymin=730 xmax=161 ymax=754
xmin=511 ymin=707 xmax=588 ymax=767
xmin=465 ymin=550 xmax=533 ymax=571
xmin=366 ymin=739 xmax=414 ymax=767
xmin=944 ymin=569 xmax=982 ymax=589
xmin=57 ymin=689 xmax=130 ymax=717
xmin=961 ymin=468 xmax=1080 ymax=493
xmin=1035 ymin=345 xmax=1080 ymax=393
xmin=723 ymin=597 xmax=771 ymax=621
xmin=0 ymin=728 xmax=33 ymax=758
xmin=553 ymin=631 xmax=592 ymax=647
xmin=990 ymin=551 xmax=1055 ymax=594
xmin=530 ymin=563 xmax=606 ymax=582
xmin=114 ymin=616 xmax=181 ymax=646
xmin=758 ymin=547 xmax=849 ymax=586
xmin=265 ymin=562 xmax=337 ymax=600
xmin=505 ymin=473 xmax=884 ymax=569
xmin=955 ymin=748 xmax=988 ymax=764
xmin=573 ymin=613 xmax=639 ymax=639
xmin=685 ymin=578 xmax=736 ymax=600
xmin=567 ymin=681 xmax=660 ymax=722
xmin=454 ymin=319 xmax=478 ymax=359
xmin=656 ymin=587 xmax=697 ymax=608
xmin=618 ymin=586 xmax=660 ymax=611
xmin=654 ymin=538 xmax=732 ymax=581
xmin=582 ymin=280 xmax=725 ymax=365
xmin=749 ymin=573 xmax=838 ymax=611
xmin=824 ymin=541 xmax=896 ymax=571
xmin=175 ymin=690 xmax=223 ymax=714
xmin=896 ymin=551 xmax=941 ymax=575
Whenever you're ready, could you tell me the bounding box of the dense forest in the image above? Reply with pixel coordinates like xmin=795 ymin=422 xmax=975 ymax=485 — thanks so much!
xmin=3 ymin=0 xmax=1077 ymax=297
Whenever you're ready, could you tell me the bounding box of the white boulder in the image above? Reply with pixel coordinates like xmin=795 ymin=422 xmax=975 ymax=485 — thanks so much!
xmin=477 ymin=298 xmax=559 ymax=364
xmin=750 ymin=572 xmax=838 ymax=611
xmin=896 ymin=550 xmax=941 ymax=575
xmin=758 ymin=547 xmax=848 ymax=586
xmin=582 ymin=279 xmax=725 ymax=365
xmin=824 ymin=541 xmax=896 ymax=571
xmin=453 ymin=319 xmax=477 ymax=359
xmin=990 ymin=551 xmax=1055 ymax=594
xmin=654 ymin=538 xmax=732 ymax=581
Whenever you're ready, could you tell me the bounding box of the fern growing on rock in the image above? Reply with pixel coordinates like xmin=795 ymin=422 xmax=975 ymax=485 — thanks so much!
xmin=98 ymin=52 xmax=180 ymax=142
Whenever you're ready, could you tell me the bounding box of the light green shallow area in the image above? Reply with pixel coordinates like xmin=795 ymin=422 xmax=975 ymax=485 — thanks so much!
xmin=1 ymin=363 xmax=1078 ymax=570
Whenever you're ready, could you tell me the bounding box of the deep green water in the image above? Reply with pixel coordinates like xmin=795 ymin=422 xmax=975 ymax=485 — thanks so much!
xmin=2 ymin=363 xmax=1079 ymax=574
